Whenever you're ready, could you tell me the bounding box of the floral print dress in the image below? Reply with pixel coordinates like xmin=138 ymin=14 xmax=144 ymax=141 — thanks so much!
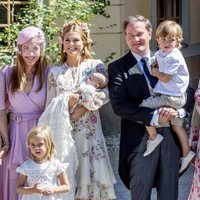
xmin=45 ymin=59 xmax=116 ymax=200
xmin=188 ymin=80 xmax=200 ymax=200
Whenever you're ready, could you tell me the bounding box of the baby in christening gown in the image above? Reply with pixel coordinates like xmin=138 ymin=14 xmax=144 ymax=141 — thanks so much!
xmin=68 ymin=72 xmax=108 ymax=116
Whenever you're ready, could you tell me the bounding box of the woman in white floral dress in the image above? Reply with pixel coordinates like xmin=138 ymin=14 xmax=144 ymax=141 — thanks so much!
xmin=40 ymin=22 xmax=116 ymax=200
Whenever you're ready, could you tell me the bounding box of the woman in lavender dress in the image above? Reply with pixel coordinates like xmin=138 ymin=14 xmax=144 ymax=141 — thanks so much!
xmin=0 ymin=70 xmax=9 ymax=163
xmin=0 ymin=26 xmax=49 ymax=200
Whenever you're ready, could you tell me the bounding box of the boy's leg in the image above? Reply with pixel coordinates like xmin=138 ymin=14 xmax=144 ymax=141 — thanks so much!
xmin=146 ymin=126 xmax=158 ymax=140
xmin=172 ymin=125 xmax=190 ymax=156
xmin=171 ymin=119 xmax=196 ymax=173
xmin=143 ymin=126 xmax=163 ymax=156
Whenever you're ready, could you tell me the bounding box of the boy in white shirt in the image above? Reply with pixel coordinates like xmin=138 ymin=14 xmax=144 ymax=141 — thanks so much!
xmin=140 ymin=20 xmax=195 ymax=173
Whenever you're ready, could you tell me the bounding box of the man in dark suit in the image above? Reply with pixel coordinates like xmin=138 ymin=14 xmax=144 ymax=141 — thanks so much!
xmin=108 ymin=15 xmax=193 ymax=200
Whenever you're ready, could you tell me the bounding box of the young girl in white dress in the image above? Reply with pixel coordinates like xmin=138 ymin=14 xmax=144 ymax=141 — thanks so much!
xmin=16 ymin=125 xmax=70 ymax=200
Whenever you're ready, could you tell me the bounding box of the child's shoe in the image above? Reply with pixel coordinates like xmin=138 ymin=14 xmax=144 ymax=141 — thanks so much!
xmin=179 ymin=151 xmax=196 ymax=174
xmin=143 ymin=134 xmax=164 ymax=157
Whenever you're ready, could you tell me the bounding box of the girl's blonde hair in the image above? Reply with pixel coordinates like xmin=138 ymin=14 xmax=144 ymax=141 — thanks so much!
xmin=156 ymin=20 xmax=183 ymax=49
xmin=60 ymin=21 xmax=92 ymax=64
xmin=27 ymin=125 xmax=56 ymax=161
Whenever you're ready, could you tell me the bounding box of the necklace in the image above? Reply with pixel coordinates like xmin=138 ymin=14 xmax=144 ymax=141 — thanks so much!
xmin=64 ymin=63 xmax=80 ymax=89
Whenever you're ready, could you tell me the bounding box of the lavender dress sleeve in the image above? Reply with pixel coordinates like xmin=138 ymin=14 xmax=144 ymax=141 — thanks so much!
xmin=0 ymin=70 xmax=5 ymax=110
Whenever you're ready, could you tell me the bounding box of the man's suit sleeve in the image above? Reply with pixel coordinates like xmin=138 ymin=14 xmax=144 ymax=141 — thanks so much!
xmin=108 ymin=62 xmax=154 ymax=126
xmin=178 ymin=86 xmax=195 ymax=118
xmin=184 ymin=86 xmax=195 ymax=113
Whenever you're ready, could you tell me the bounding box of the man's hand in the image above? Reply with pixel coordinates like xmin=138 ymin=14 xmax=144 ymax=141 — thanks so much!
xmin=158 ymin=107 xmax=178 ymax=125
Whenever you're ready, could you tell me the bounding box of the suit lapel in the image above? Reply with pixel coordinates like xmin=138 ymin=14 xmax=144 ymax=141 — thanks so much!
xmin=124 ymin=52 xmax=150 ymax=97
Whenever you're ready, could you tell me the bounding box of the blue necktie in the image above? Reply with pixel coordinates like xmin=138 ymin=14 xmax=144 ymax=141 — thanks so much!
xmin=140 ymin=58 xmax=157 ymax=88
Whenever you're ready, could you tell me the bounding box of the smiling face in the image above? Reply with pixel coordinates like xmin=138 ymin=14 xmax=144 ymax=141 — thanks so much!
xmin=28 ymin=135 xmax=47 ymax=162
xmin=21 ymin=37 xmax=41 ymax=68
xmin=63 ymin=31 xmax=85 ymax=59
xmin=125 ymin=21 xmax=152 ymax=56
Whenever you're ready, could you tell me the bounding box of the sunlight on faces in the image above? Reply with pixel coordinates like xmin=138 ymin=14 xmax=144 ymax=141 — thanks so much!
xmin=86 ymin=73 xmax=107 ymax=89
xmin=125 ymin=21 xmax=152 ymax=56
xmin=157 ymin=37 xmax=178 ymax=53
xmin=63 ymin=31 xmax=85 ymax=58
xmin=28 ymin=135 xmax=47 ymax=162
xmin=86 ymin=75 xmax=99 ymax=88
xmin=20 ymin=37 xmax=42 ymax=68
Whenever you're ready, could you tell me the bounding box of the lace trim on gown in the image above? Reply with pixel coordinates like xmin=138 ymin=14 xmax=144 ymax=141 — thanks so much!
xmin=38 ymin=92 xmax=78 ymax=200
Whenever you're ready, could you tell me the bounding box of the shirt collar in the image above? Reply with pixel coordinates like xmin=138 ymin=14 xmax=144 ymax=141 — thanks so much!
xmin=131 ymin=51 xmax=151 ymax=63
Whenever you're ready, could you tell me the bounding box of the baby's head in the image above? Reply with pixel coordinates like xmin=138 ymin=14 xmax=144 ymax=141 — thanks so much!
xmin=156 ymin=20 xmax=183 ymax=51
xmin=86 ymin=72 xmax=108 ymax=89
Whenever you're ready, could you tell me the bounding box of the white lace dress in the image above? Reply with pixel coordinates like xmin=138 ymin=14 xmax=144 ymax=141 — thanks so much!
xmin=44 ymin=59 xmax=116 ymax=200
xmin=16 ymin=159 xmax=68 ymax=200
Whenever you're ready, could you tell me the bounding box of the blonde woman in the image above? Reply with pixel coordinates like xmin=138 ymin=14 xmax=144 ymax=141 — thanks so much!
xmin=39 ymin=22 xmax=116 ymax=200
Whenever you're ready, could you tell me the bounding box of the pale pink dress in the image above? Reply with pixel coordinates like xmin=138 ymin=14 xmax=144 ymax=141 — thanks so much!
xmin=188 ymin=80 xmax=200 ymax=199
xmin=0 ymin=66 xmax=49 ymax=200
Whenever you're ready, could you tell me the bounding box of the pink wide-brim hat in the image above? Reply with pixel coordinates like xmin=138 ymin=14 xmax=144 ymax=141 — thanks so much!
xmin=17 ymin=26 xmax=46 ymax=53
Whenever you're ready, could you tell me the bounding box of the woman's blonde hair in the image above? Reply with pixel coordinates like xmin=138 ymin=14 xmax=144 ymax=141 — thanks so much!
xmin=156 ymin=20 xmax=183 ymax=49
xmin=27 ymin=125 xmax=56 ymax=161
xmin=9 ymin=47 xmax=47 ymax=93
xmin=60 ymin=21 xmax=92 ymax=64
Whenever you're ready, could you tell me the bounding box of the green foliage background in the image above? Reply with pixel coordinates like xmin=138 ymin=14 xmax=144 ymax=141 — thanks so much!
xmin=0 ymin=0 xmax=111 ymax=67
